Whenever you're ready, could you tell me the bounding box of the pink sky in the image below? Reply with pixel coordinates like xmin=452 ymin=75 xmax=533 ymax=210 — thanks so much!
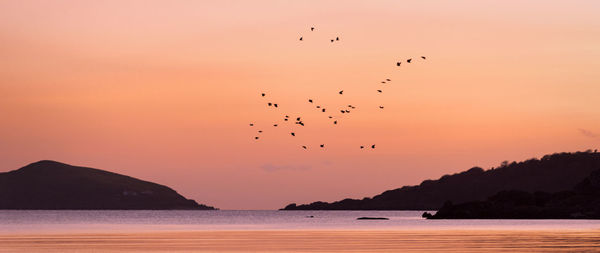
xmin=1 ymin=1 xmax=599 ymax=209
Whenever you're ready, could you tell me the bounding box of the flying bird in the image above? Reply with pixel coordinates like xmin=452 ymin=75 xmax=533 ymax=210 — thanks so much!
xmin=249 ymin=123 xmax=254 ymax=126
xmin=261 ymin=93 xmax=265 ymax=97
xmin=371 ymin=145 xmax=376 ymax=149
xmin=311 ymin=27 xmax=315 ymax=31
xmin=316 ymin=105 xmax=320 ymax=108
xmin=333 ymin=120 xmax=337 ymax=124
xmin=322 ymin=108 xmax=326 ymax=112
xmin=309 ymin=99 xmax=313 ymax=103
xmin=273 ymin=124 xmax=278 ymax=127
xmin=291 ymin=132 xmax=295 ymax=136
xmin=377 ymin=90 xmax=382 ymax=93
xmin=302 ymin=146 xmax=307 ymax=149
xmin=379 ymin=106 xmax=384 ymax=109
xmin=299 ymin=37 xmax=303 ymax=41
xmin=330 ymin=39 xmax=334 ymax=43
xmin=268 ymin=102 xmax=272 ymax=106
xmin=328 ymin=116 xmax=333 ymax=118
xmin=407 ymin=58 xmax=412 ymax=63
xmin=339 ymin=90 xmax=344 ymax=95
xmin=296 ymin=117 xmax=301 ymax=121
xmin=345 ymin=110 xmax=350 ymax=113
xmin=386 ymin=79 xmax=391 ymax=81
xmin=274 ymin=103 xmax=278 ymax=107
xmin=336 ymin=37 xmax=339 ymax=41
xmin=341 ymin=110 xmax=345 ymax=113
xmin=320 ymin=144 xmax=324 ymax=148
xmin=255 ymin=137 xmax=259 ymax=140
xmin=284 ymin=118 xmax=288 ymax=121
xmin=421 ymin=56 xmax=426 ymax=59
xmin=360 ymin=146 xmax=364 ymax=149
xmin=285 ymin=115 xmax=289 ymax=118
xmin=258 ymin=130 xmax=263 ymax=133
xmin=396 ymin=62 xmax=401 ymax=66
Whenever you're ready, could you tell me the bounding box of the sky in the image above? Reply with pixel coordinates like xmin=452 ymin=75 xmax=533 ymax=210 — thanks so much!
xmin=1 ymin=1 xmax=599 ymax=210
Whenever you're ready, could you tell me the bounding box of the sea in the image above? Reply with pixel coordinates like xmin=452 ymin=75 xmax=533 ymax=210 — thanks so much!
xmin=2 ymin=210 xmax=600 ymax=252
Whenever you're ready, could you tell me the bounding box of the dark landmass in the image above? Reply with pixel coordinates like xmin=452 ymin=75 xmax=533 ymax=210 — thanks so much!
xmin=429 ymin=168 xmax=600 ymax=219
xmin=0 ymin=160 xmax=217 ymax=210
xmin=356 ymin=217 xmax=389 ymax=220
xmin=282 ymin=151 xmax=600 ymax=210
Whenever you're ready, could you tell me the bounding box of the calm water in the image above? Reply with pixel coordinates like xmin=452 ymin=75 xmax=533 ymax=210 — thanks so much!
xmin=2 ymin=210 xmax=600 ymax=234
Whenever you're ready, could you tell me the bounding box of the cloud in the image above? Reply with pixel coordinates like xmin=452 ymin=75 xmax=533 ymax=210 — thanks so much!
xmin=578 ymin=129 xmax=598 ymax=138
xmin=261 ymin=163 xmax=311 ymax=172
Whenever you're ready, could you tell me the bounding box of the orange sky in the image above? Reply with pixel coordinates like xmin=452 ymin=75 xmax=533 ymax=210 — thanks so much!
xmin=1 ymin=1 xmax=599 ymax=209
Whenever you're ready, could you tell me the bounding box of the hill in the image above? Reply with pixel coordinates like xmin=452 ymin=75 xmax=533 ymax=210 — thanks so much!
xmin=282 ymin=151 xmax=600 ymax=210
xmin=428 ymin=168 xmax=600 ymax=219
xmin=0 ymin=160 xmax=216 ymax=210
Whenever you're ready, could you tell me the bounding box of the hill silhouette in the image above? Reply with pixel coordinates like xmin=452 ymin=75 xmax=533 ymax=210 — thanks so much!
xmin=282 ymin=151 xmax=600 ymax=210
xmin=429 ymin=168 xmax=600 ymax=219
xmin=0 ymin=160 xmax=216 ymax=210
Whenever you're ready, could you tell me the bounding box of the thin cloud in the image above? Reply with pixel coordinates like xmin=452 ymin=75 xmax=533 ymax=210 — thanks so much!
xmin=578 ymin=129 xmax=598 ymax=138
xmin=261 ymin=163 xmax=311 ymax=172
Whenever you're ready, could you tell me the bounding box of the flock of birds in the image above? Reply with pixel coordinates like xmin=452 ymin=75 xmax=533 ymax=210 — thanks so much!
xmin=249 ymin=26 xmax=427 ymax=150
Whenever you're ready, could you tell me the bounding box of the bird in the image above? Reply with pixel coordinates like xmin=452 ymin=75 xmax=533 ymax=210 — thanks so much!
xmin=386 ymin=78 xmax=391 ymax=81
xmin=300 ymin=37 xmax=303 ymax=41
xmin=341 ymin=110 xmax=345 ymax=113
xmin=285 ymin=115 xmax=289 ymax=118
xmin=330 ymin=39 xmax=334 ymax=43
xmin=379 ymin=106 xmax=384 ymax=109
xmin=311 ymin=27 xmax=315 ymax=31
xmin=333 ymin=120 xmax=337 ymax=124
xmin=258 ymin=130 xmax=263 ymax=133
xmin=296 ymin=117 xmax=301 ymax=121
xmin=377 ymin=90 xmax=382 ymax=93
xmin=336 ymin=37 xmax=339 ymax=41
xmin=302 ymin=146 xmax=307 ymax=149
xmin=320 ymin=144 xmax=324 ymax=148
xmin=255 ymin=137 xmax=259 ymax=140
xmin=249 ymin=123 xmax=254 ymax=126
xmin=421 ymin=56 xmax=426 ymax=60
xmin=273 ymin=124 xmax=278 ymax=127
xmin=360 ymin=146 xmax=364 ymax=149
xmin=396 ymin=62 xmax=401 ymax=66
xmin=328 ymin=116 xmax=333 ymax=118
xmin=261 ymin=93 xmax=265 ymax=97
xmin=371 ymin=144 xmax=376 ymax=149
xmin=322 ymin=108 xmax=326 ymax=112
xmin=339 ymin=90 xmax=344 ymax=94
xmin=345 ymin=110 xmax=350 ymax=113
xmin=291 ymin=132 xmax=295 ymax=136
xmin=274 ymin=103 xmax=278 ymax=107
xmin=284 ymin=118 xmax=288 ymax=121
xmin=316 ymin=105 xmax=320 ymax=108
xmin=268 ymin=102 xmax=272 ymax=106
xmin=309 ymin=99 xmax=313 ymax=103
xmin=407 ymin=58 xmax=412 ymax=63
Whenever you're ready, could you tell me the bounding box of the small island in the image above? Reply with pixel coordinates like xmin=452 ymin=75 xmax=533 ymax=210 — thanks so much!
xmin=0 ymin=160 xmax=217 ymax=210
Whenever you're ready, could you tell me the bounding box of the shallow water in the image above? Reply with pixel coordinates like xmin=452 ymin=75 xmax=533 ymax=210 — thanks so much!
xmin=1 ymin=211 xmax=600 ymax=252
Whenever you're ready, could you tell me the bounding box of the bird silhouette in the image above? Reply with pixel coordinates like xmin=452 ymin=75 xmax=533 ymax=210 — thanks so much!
xmin=377 ymin=90 xmax=382 ymax=93
xmin=311 ymin=27 xmax=315 ymax=31
xmin=258 ymin=130 xmax=263 ymax=133
xmin=316 ymin=105 xmax=321 ymax=109
xmin=309 ymin=99 xmax=313 ymax=103
xmin=407 ymin=58 xmax=412 ymax=63
xmin=291 ymin=132 xmax=295 ymax=136
xmin=322 ymin=108 xmax=326 ymax=112
xmin=274 ymin=103 xmax=278 ymax=107
xmin=339 ymin=90 xmax=344 ymax=95
xmin=320 ymin=144 xmax=324 ymax=148
xmin=396 ymin=62 xmax=401 ymax=66
xmin=302 ymin=145 xmax=307 ymax=149
xmin=249 ymin=123 xmax=254 ymax=126
xmin=333 ymin=120 xmax=337 ymax=124
xmin=328 ymin=116 xmax=333 ymax=118
xmin=285 ymin=115 xmax=289 ymax=118
xmin=360 ymin=146 xmax=364 ymax=149
xmin=255 ymin=137 xmax=259 ymax=140
xmin=300 ymin=37 xmax=303 ymax=41
xmin=268 ymin=102 xmax=272 ymax=106
xmin=273 ymin=124 xmax=278 ymax=127
xmin=340 ymin=110 xmax=345 ymax=113
xmin=386 ymin=78 xmax=391 ymax=81
xmin=261 ymin=93 xmax=265 ymax=97
xmin=371 ymin=144 xmax=376 ymax=149
xmin=284 ymin=118 xmax=288 ymax=121
xmin=381 ymin=81 xmax=386 ymax=84
xmin=296 ymin=117 xmax=301 ymax=121
xmin=345 ymin=110 xmax=350 ymax=113
xmin=336 ymin=37 xmax=339 ymax=41
xmin=330 ymin=39 xmax=334 ymax=43
xmin=421 ymin=56 xmax=426 ymax=59
xmin=379 ymin=106 xmax=384 ymax=109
